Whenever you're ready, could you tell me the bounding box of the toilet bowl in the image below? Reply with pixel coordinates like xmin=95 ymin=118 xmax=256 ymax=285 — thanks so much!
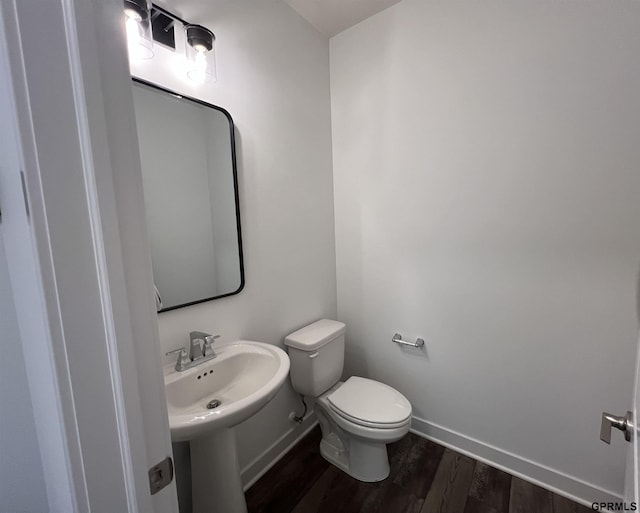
xmin=314 ymin=377 xmax=411 ymax=482
xmin=284 ymin=320 xmax=412 ymax=482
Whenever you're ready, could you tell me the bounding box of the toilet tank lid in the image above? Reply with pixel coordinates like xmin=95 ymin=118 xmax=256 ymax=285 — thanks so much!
xmin=284 ymin=319 xmax=346 ymax=351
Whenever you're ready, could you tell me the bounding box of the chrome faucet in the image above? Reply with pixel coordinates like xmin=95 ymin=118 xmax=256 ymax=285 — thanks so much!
xmin=166 ymin=331 xmax=220 ymax=372
xmin=188 ymin=331 xmax=206 ymax=360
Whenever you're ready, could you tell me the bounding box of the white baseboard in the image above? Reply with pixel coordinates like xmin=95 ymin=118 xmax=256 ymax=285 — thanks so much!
xmin=241 ymin=413 xmax=318 ymax=491
xmin=410 ymin=416 xmax=621 ymax=508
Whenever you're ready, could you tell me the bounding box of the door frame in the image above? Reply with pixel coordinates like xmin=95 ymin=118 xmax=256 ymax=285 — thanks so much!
xmin=0 ymin=0 xmax=178 ymax=511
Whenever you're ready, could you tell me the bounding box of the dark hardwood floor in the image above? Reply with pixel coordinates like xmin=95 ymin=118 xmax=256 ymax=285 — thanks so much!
xmin=246 ymin=427 xmax=591 ymax=513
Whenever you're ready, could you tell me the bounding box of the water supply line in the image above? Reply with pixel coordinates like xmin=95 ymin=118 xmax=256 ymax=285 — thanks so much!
xmin=291 ymin=394 xmax=307 ymax=424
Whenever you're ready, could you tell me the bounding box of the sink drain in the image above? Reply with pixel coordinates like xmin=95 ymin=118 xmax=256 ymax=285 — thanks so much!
xmin=206 ymin=399 xmax=221 ymax=410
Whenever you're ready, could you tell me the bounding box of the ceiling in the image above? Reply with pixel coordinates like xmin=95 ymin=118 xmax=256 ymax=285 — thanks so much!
xmin=283 ymin=0 xmax=402 ymax=38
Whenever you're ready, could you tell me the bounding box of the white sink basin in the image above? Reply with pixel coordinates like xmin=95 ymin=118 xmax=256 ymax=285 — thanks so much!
xmin=164 ymin=340 xmax=290 ymax=442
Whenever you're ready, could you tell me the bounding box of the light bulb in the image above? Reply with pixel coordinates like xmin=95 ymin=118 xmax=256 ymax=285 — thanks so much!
xmin=126 ymin=15 xmax=141 ymax=43
xmin=125 ymin=10 xmax=153 ymax=60
xmin=124 ymin=7 xmax=141 ymax=21
xmin=188 ymin=50 xmax=208 ymax=84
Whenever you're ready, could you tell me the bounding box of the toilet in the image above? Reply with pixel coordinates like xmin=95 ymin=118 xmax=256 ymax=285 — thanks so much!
xmin=285 ymin=319 xmax=412 ymax=482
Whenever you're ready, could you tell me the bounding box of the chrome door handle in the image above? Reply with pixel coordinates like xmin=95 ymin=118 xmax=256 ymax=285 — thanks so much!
xmin=600 ymin=411 xmax=633 ymax=444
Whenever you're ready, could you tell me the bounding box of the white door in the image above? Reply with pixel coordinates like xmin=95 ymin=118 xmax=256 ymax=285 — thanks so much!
xmin=0 ymin=0 xmax=178 ymax=511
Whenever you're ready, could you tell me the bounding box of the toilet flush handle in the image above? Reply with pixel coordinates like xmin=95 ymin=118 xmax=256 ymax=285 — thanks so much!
xmin=308 ymin=351 xmax=319 ymax=359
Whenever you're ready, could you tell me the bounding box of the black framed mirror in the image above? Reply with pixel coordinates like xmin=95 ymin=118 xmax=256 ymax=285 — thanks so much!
xmin=132 ymin=78 xmax=244 ymax=311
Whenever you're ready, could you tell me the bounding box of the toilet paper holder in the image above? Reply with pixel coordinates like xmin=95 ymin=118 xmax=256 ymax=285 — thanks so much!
xmin=392 ymin=333 xmax=424 ymax=348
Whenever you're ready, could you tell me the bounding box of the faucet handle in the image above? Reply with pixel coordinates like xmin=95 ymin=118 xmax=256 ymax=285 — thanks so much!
xmin=203 ymin=335 xmax=220 ymax=356
xmin=165 ymin=347 xmax=190 ymax=371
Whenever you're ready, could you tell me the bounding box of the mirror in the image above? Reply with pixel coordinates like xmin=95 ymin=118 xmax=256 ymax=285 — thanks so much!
xmin=132 ymin=78 xmax=244 ymax=311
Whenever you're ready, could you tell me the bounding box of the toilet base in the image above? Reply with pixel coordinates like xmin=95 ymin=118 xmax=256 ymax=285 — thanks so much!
xmin=319 ymin=433 xmax=390 ymax=482
xmin=316 ymin=404 xmax=392 ymax=482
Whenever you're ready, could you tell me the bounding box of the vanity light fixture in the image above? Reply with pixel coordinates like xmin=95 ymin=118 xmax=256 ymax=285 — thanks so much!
xmin=124 ymin=0 xmax=154 ymax=60
xmin=124 ymin=1 xmax=217 ymax=84
xmin=185 ymin=24 xmax=216 ymax=84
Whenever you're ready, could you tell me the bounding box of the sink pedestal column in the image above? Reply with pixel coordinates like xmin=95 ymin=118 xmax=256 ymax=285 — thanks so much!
xmin=191 ymin=428 xmax=247 ymax=513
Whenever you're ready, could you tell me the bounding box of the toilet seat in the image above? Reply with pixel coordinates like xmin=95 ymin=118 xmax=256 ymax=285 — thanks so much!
xmin=327 ymin=376 xmax=411 ymax=429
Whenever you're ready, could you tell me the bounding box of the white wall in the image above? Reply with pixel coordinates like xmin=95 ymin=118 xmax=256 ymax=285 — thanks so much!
xmin=0 ymin=234 xmax=48 ymax=513
xmin=130 ymin=0 xmax=335 ymax=476
xmin=331 ymin=0 xmax=640 ymax=501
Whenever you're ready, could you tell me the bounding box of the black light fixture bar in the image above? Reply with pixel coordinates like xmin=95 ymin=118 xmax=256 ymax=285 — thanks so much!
xmin=151 ymin=3 xmax=188 ymax=27
xmin=148 ymin=4 xmax=205 ymax=51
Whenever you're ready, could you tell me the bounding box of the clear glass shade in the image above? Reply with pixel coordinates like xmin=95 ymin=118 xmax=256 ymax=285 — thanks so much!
xmin=124 ymin=0 xmax=153 ymax=60
xmin=185 ymin=25 xmax=216 ymax=84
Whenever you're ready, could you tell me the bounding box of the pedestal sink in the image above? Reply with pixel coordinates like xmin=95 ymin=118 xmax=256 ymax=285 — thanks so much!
xmin=164 ymin=340 xmax=290 ymax=513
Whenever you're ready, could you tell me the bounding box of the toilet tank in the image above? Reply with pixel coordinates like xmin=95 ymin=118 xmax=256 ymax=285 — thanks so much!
xmin=284 ymin=319 xmax=346 ymax=397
